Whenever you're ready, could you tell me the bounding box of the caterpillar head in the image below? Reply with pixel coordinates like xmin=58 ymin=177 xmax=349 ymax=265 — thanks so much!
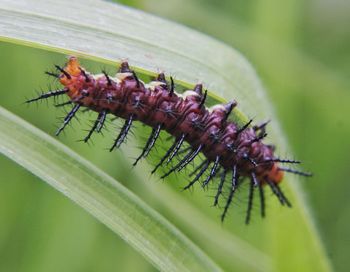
xmin=59 ymin=56 xmax=82 ymax=85
xmin=58 ymin=56 xmax=89 ymax=100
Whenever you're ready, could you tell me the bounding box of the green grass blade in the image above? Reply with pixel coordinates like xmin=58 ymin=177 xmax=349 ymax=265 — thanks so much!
xmin=0 ymin=106 xmax=221 ymax=272
xmin=0 ymin=0 xmax=264 ymax=117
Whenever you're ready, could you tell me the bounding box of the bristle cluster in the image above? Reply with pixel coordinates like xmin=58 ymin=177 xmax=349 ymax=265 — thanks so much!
xmin=27 ymin=57 xmax=312 ymax=224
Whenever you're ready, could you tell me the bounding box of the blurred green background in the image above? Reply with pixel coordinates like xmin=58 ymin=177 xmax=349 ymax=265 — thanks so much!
xmin=0 ymin=0 xmax=349 ymax=271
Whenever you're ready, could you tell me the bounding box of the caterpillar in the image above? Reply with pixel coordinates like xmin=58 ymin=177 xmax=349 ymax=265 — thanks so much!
xmin=27 ymin=56 xmax=311 ymax=224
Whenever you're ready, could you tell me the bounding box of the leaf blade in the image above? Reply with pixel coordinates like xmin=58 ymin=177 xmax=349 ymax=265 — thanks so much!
xmin=0 ymin=106 xmax=222 ymax=272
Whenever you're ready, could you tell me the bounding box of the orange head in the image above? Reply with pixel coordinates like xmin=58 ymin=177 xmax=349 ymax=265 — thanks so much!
xmin=58 ymin=56 xmax=87 ymax=100
xmin=59 ymin=56 xmax=81 ymax=85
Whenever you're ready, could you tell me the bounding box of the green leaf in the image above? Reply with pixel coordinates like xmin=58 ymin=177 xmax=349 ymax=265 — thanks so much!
xmin=0 ymin=0 xmax=332 ymax=271
xmin=0 ymin=107 xmax=222 ymax=272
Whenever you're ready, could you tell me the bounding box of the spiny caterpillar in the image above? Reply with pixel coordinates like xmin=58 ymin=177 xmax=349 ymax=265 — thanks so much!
xmin=27 ymin=56 xmax=312 ymax=224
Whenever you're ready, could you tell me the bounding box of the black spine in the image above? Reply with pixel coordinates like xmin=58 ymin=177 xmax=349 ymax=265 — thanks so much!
xmin=55 ymin=104 xmax=81 ymax=136
xmin=221 ymin=165 xmax=238 ymax=222
xmin=110 ymin=114 xmax=134 ymax=151
xmin=245 ymin=180 xmax=255 ymax=225
xmin=26 ymin=89 xmax=67 ymax=103
xmin=133 ymin=124 xmax=162 ymax=166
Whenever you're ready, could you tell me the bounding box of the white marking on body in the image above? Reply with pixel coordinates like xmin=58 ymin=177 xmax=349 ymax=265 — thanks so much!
xmin=208 ymin=104 xmax=226 ymax=113
xmin=116 ymin=72 xmax=133 ymax=81
xmin=146 ymin=81 xmax=167 ymax=91
xmin=182 ymin=90 xmax=200 ymax=98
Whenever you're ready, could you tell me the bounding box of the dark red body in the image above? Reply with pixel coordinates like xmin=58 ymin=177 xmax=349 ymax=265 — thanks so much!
xmin=60 ymin=57 xmax=283 ymax=184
